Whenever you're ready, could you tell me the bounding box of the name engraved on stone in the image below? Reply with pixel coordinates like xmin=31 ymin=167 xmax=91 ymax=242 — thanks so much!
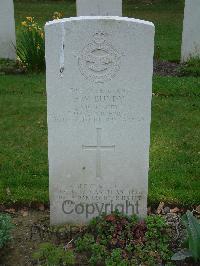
xmin=78 ymin=32 xmax=121 ymax=83
xmin=82 ymin=128 xmax=115 ymax=178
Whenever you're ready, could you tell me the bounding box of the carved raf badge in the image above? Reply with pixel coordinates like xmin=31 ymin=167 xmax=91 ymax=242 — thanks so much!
xmin=78 ymin=32 xmax=121 ymax=83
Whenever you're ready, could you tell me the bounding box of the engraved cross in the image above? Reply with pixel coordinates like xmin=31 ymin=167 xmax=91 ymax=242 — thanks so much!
xmin=82 ymin=128 xmax=115 ymax=179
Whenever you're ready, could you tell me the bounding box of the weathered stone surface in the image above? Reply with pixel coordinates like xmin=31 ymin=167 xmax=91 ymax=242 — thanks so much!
xmin=45 ymin=17 xmax=154 ymax=224
xmin=76 ymin=0 xmax=122 ymax=16
xmin=181 ymin=0 xmax=200 ymax=62
xmin=0 ymin=0 xmax=16 ymax=59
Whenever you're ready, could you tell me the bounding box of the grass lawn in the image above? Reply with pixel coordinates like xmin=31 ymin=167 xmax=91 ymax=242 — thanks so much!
xmin=0 ymin=74 xmax=199 ymax=206
xmin=150 ymin=77 xmax=200 ymax=206
xmin=0 ymin=0 xmax=199 ymax=207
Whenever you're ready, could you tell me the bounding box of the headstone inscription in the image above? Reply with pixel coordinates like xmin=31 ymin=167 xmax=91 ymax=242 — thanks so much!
xmin=181 ymin=0 xmax=200 ymax=62
xmin=0 ymin=0 xmax=16 ymax=59
xmin=45 ymin=16 xmax=154 ymax=225
xmin=76 ymin=0 xmax=122 ymax=16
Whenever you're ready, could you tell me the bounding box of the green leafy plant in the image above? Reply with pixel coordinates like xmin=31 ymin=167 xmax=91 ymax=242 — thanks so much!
xmin=105 ymin=248 xmax=128 ymax=266
xmin=75 ymin=233 xmax=95 ymax=253
xmin=17 ymin=17 xmax=45 ymax=72
xmin=89 ymin=243 xmax=108 ymax=265
xmin=0 ymin=213 xmax=13 ymax=249
xmin=75 ymin=234 xmax=108 ymax=265
xmin=145 ymin=215 xmax=172 ymax=260
xmin=32 ymin=242 xmax=75 ymax=265
xmin=75 ymin=211 xmax=173 ymax=265
xmin=172 ymin=211 xmax=200 ymax=262
xmin=16 ymin=12 xmax=63 ymax=72
xmin=130 ymin=215 xmax=172 ymax=265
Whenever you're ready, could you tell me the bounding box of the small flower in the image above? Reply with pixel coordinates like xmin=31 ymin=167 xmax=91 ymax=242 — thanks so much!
xmin=26 ymin=16 xmax=33 ymax=22
xmin=37 ymin=27 xmax=41 ymax=32
xmin=32 ymin=23 xmax=37 ymax=28
xmin=21 ymin=21 xmax=27 ymax=27
xmin=53 ymin=11 xmax=63 ymax=20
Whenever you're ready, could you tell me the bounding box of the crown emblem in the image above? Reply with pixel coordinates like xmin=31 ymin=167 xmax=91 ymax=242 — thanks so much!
xmin=93 ymin=32 xmax=107 ymax=44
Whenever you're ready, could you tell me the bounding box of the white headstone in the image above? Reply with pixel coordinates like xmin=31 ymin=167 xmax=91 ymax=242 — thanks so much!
xmin=181 ymin=0 xmax=200 ymax=62
xmin=0 ymin=0 xmax=16 ymax=59
xmin=45 ymin=16 xmax=154 ymax=225
xmin=76 ymin=0 xmax=122 ymax=16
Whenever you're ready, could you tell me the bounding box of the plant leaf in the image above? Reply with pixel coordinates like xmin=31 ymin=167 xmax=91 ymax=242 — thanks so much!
xmin=184 ymin=211 xmax=200 ymax=262
xmin=171 ymin=249 xmax=192 ymax=261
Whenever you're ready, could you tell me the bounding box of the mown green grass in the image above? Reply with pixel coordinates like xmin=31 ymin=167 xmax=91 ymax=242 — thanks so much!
xmin=0 ymin=74 xmax=48 ymax=203
xmin=150 ymin=77 xmax=200 ymax=205
xmin=14 ymin=0 xmax=184 ymax=61
xmin=0 ymin=74 xmax=199 ymax=206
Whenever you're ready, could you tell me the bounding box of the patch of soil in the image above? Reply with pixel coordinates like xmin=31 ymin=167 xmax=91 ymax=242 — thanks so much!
xmin=0 ymin=209 xmax=86 ymax=266
xmin=153 ymin=60 xmax=181 ymax=76
xmin=0 ymin=60 xmax=25 ymax=75
xmin=0 ymin=210 xmax=50 ymax=266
